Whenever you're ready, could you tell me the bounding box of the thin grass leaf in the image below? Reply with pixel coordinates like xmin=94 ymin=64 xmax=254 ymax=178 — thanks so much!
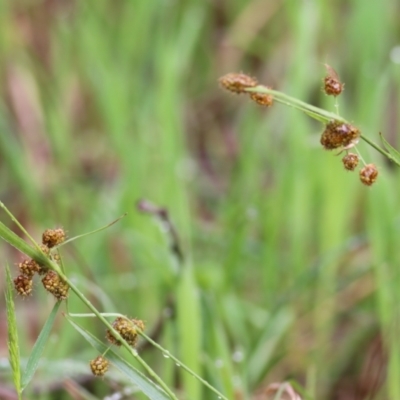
xmin=66 ymin=318 xmax=171 ymax=400
xmin=247 ymin=308 xmax=294 ymax=387
xmin=5 ymin=264 xmax=22 ymax=398
xmin=379 ymin=132 xmax=400 ymax=165
xmin=21 ymin=301 xmax=62 ymax=390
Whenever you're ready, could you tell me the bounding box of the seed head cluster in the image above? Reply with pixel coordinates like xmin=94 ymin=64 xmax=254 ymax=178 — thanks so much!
xmin=90 ymin=355 xmax=109 ymax=377
xmin=219 ymin=72 xmax=274 ymax=108
xmin=342 ymin=153 xmax=359 ymax=171
xmin=320 ymin=120 xmax=360 ymax=150
xmin=106 ymin=317 xmax=145 ymax=347
xmin=41 ymin=270 xmax=69 ymax=300
xmin=220 ymin=67 xmax=380 ymax=187
xmin=323 ymin=64 xmax=344 ymax=97
xmin=13 ymin=228 xmax=69 ymax=299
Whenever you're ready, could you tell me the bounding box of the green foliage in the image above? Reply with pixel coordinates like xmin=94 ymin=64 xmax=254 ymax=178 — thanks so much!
xmin=1 ymin=0 xmax=400 ymax=399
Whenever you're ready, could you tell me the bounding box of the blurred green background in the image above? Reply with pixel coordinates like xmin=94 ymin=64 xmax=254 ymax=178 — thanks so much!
xmin=1 ymin=0 xmax=400 ymax=399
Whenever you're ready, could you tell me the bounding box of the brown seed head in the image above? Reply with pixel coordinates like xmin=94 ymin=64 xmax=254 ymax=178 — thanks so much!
xmin=320 ymin=120 xmax=360 ymax=150
xmin=342 ymin=153 xmax=359 ymax=171
xmin=90 ymin=355 xmax=109 ymax=377
xmin=42 ymin=228 xmax=66 ymax=248
xmin=18 ymin=259 xmax=41 ymax=278
xmin=106 ymin=317 xmax=139 ymax=347
xmin=41 ymin=270 xmax=69 ymax=300
xmin=359 ymin=164 xmax=378 ymax=186
xmin=14 ymin=275 xmax=33 ymax=297
xmin=249 ymin=91 xmax=274 ymax=107
xmin=219 ymin=73 xmax=258 ymax=94
xmin=323 ymin=64 xmax=344 ymax=97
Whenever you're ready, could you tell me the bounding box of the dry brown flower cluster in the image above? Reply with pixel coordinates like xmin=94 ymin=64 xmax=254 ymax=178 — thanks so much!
xmin=13 ymin=228 xmax=69 ymax=299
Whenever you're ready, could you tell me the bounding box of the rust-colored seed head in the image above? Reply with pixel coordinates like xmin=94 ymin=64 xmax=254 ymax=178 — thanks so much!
xmin=14 ymin=275 xmax=33 ymax=297
xmin=106 ymin=317 xmax=139 ymax=347
xmin=342 ymin=153 xmax=359 ymax=171
xmin=324 ymin=76 xmax=344 ymax=97
xmin=323 ymin=64 xmax=344 ymax=97
xmin=90 ymin=355 xmax=109 ymax=377
xmin=42 ymin=228 xmax=66 ymax=248
xmin=320 ymin=120 xmax=360 ymax=150
xmin=360 ymin=164 xmax=378 ymax=186
xmin=41 ymin=270 xmax=69 ymax=300
xmin=219 ymin=73 xmax=258 ymax=94
xmin=249 ymin=91 xmax=273 ymax=107
xmin=18 ymin=259 xmax=41 ymax=278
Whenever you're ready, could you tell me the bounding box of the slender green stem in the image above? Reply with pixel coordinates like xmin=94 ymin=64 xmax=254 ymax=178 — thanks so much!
xmin=58 ymin=213 xmax=127 ymax=248
xmin=139 ymin=330 xmax=229 ymax=400
xmin=0 ymin=201 xmax=41 ymax=251
xmin=246 ymin=86 xmax=346 ymax=123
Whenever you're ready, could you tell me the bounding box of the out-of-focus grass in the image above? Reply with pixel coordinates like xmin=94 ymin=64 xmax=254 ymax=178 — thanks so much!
xmin=0 ymin=0 xmax=399 ymax=399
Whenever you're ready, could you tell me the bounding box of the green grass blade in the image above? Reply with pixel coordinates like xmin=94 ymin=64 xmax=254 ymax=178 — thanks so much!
xmin=5 ymin=264 xmax=22 ymax=398
xmin=67 ymin=318 xmax=171 ymax=400
xmin=247 ymin=308 xmax=294 ymax=388
xmin=177 ymin=267 xmax=203 ymax=399
xmin=21 ymin=301 xmax=62 ymax=389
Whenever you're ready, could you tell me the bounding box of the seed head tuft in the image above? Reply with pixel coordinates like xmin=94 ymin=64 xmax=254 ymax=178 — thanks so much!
xmin=14 ymin=275 xmax=33 ymax=297
xmin=18 ymin=259 xmax=41 ymax=278
xmin=219 ymin=73 xmax=258 ymax=94
xmin=41 ymin=270 xmax=69 ymax=300
xmin=90 ymin=355 xmax=109 ymax=377
xmin=323 ymin=64 xmax=344 ymax=97
xmin=320 ymin=120 xmax=360 ymax=150
xmin=359 ymin=164 xmax=378 ymax=186
xmin=42 ymin=228 xmax=66 ymax=248
xmin=249 ymin=91 xmax=273 ymax=107
xmin=106 ymin=317 xmax=140 ymax=347
xmin=342 ymin=153 xmax=359 ymax=171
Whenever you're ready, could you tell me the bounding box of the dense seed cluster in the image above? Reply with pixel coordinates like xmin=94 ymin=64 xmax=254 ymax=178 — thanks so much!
xmin=323 ymin=64 xmax=344 ymax=97
xmin=106 ymin=317 xmax=145 ymax=347
xmin=359 ymin=164 xmax=378 ymax=186
xmin=41 ymin=270 xmax=69 ymax=300
xmin=219 ymin=73 xmax=258 ymax=94
xmin=90 ymin=355 xmax=109 ymax=377
xmin=249 ymin=91 xmax=274 ymax=107
xmin=42 ymin=228 xmax=66 ymax=248
xmin=320 ymin=120 xmax=360 ymax=150
xmin=342 ymin=153 xmax=359 ymax=171
xmin=14 ymin=275 xmax=33 ymax=297
xmin=18 ymin=259 xmax=42 ymax=278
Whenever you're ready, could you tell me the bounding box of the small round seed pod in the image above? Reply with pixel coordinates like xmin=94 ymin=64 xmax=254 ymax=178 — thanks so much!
xmin=40 ymin=244 xmax=51 ymax=256
xmin=42 ymin=228 xmax=66 ymax=248
xmin=249 ymin=91 xmax=273 ymax=107
xmin=359 ymin=164 xmax=378 ymax=186
xmin=106 ymin=317 xmax=139 ymax=347
xmin=219 ymin=73 xmax=258 ymax=94
xmin=342 ymin=153 xmax=359 ymax=171
xmin=320 ymin=120 xmax=360 ymax=150
xmin=18 ymin=259 xmax=41 ymax=278
xmin=41 ymin=270 xmax=69 ymax=300
xmin=14 ymin=275 xmax=33 ymax=297
xmin=90 ymin=355 xmax=109 ymax=377
xmin=323 ymin=64 xmax=344 ymax=97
